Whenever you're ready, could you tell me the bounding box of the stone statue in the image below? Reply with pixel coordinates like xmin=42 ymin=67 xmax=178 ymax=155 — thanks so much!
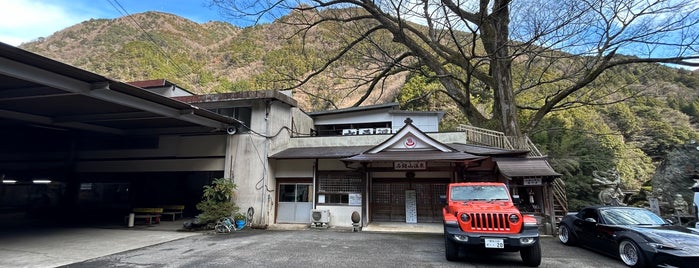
xmin=673 ymin=193 xmax=689 ymax=215
xmin=592 ymin=168 xmax=626 ymax=206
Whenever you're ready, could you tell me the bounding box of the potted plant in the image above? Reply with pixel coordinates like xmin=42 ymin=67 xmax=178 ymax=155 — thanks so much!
xmin=234 ymin=212 xmax=246 ymax=229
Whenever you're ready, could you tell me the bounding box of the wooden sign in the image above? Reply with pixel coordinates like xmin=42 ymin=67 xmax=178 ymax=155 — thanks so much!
xmin=394 ymin=161 xmax=426 ymax=170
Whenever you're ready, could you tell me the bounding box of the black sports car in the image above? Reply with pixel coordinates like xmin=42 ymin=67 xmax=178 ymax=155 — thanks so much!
xmin=557 ymin=206 xmax=699 ymax=268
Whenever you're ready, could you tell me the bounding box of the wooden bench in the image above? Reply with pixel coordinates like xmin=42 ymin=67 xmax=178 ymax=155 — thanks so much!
xmin=160 ymin=205 xmax=184 ymax=221
xmin=125 ymin=207 xmax=163 ymax=225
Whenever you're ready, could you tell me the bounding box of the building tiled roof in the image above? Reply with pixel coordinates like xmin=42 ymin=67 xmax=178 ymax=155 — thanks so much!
xmin=342 ymin=151 xmax=483 ymax=162
xmin=494 ymin=158 xmax=561 ymax=178
xmin=269 ymin=146 xmax=372 ymax=159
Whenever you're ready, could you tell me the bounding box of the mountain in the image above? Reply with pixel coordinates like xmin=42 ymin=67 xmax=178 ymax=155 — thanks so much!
xmin=19 ymin=11 xmax=403 ymax=111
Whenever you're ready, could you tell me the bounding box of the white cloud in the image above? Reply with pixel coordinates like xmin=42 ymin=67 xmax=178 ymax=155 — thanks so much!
xmin=0 ymin=0 xmax=99 ymax=46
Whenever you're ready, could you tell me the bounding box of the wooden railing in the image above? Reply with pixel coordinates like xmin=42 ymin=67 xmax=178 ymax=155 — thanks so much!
xmin=456 ymin=124 xmax=542 ymax=157
xmin=552 ymin=178 xmax=568 ymax=216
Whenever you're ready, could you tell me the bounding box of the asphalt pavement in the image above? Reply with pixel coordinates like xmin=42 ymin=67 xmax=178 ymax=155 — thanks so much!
xmin=0 ymin=219 xmax=626 ymax=268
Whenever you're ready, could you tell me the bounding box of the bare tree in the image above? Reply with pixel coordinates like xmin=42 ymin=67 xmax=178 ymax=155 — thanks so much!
xmin=210 ymin=0 xmax=699 ymax=138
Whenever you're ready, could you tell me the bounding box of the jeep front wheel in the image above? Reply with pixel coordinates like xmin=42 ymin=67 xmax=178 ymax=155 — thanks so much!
xmin=520 ymin=241 xmax=541 ymax=267
xmin=444 ymin=235 xmax=458 ymax=261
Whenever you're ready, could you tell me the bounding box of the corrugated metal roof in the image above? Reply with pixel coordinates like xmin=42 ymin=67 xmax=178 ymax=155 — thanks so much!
xmin=0 ymin=42 xmax=236 ymax=135
xmin=269 ymin=146 xmax=372 ymax=159
xmin=174 ymin=90 xmax=297 ymax=107
xmin=128 ymin=79 xmax=170 ymax=88
xmin=494 ymin=158 xmax=561 ymax=178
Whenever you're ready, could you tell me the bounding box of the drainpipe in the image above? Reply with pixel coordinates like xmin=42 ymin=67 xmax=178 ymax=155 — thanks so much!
xmin=313 ymin=159 xmax=318 ymax=209
xmin=260 ymin=101 xmax=271 ymax=225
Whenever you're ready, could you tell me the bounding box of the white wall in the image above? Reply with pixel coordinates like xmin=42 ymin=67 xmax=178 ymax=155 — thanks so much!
xmin=316 ymin=205 xmax=363 ymax=227
xmin=317 ymin=159 xmax=353 ymax=171
xmin=390 ymin=112 xmax=441 ymax=132
xmin=273 ymin=159 xmax=314 ymax=178
xmin=313 ymin=108 xmax=393 ymax=125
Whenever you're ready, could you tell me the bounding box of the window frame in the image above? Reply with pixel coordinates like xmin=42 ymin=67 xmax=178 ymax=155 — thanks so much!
xmin=316 ymin=171 xmax=362 ymax=206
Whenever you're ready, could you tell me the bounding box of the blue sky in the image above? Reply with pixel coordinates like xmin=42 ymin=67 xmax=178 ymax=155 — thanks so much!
xmin=0 ymin=0 xmax=228 ymax=46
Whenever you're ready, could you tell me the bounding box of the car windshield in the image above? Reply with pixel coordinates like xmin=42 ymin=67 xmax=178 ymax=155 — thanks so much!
xmin=600 ymin=208 xmax=666 ymax=225
xmin=450 ymin=186 xmax=510 ymax=201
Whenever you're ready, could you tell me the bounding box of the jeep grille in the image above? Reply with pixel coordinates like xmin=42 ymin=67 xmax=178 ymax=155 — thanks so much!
xmin=465 ymin=213 xmax=512 ymax=231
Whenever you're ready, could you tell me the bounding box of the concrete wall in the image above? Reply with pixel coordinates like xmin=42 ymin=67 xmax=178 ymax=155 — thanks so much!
xmin=228 ymin=100 xmax=298 ymax=227
xmin=292 ymin=108 xmax=314 ymax=137
xmin=76 ymin=134 xmax=227 ymax=172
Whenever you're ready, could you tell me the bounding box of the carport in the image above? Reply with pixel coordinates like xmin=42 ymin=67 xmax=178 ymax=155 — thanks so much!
xmin=0 ymin=42 xmax=236 ymax=225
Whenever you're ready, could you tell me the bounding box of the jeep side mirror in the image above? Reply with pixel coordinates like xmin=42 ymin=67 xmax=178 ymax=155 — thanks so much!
xmin=439 ymin=195 xmax=446 ymax=205
xmin=512 ymin=195 xmax=520 ymax=204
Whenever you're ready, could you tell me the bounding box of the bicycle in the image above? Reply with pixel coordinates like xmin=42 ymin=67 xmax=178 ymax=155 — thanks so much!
xmin=214 ymin=217 xmax=237 ymax=233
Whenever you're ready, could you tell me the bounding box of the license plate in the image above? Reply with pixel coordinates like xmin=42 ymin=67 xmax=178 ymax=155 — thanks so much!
xmin=485 ymin=238 xmax=504 ymax=249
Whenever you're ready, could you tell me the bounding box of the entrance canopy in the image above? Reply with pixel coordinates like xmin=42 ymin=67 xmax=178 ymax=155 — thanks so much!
xmin=494 ymin=158 xmax=561 ymax=179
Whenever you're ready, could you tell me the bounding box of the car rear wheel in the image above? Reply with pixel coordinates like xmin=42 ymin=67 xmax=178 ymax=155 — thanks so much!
xmin=558 ymin=224 xmax=577 ymax=245
xmin=618 ymin=239 xmax=646 ymax=267
xmin=520 ymin=241 xmax=542 ymax=267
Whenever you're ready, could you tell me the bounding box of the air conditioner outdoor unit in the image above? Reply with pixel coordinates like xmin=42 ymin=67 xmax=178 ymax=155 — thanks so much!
xmin=310 ymin=209 xmax=331 ymax=228
xmin=342 ymin=129 xmax=358 ymax=136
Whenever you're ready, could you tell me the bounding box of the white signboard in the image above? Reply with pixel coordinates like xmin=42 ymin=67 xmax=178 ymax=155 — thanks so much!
xmin=523 ymin=178 xmax=542 ymax=186
xmin=349 ymin=193 xmax=362 ymax=206
xmin=405 ymin=190 xmax=417 ymax=223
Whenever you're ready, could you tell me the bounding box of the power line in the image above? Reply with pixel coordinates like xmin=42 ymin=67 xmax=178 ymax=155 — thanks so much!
xmin=105 ymin=0 xmax=188 ymax=78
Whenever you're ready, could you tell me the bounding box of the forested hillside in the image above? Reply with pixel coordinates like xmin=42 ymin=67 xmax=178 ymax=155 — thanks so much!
xmin=19 ymin=11 xmax=699 ymax=209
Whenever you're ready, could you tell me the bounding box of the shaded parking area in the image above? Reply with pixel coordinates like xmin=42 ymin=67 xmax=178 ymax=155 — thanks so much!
xmin=0 ymin=218 xmax=199 ymax=268
xmin=1 ymin=42 xmax=234 ymax=230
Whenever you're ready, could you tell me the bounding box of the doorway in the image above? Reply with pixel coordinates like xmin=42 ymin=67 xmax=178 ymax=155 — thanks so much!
xmin=276 ymin=183 xmax=313 ymax=223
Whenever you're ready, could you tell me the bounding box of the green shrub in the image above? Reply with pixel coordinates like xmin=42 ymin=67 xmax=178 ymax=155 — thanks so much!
xmin=195 ymin=178 xmax=240 ymax=225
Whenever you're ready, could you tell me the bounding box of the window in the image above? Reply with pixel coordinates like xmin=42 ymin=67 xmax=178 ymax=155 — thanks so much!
xmin=450 ymin=185 xmax=510 ymax=201
xmin=213 ymin=107 xmax=252 ymax=132
xmin=317 ymin=172 xmax=362 ymax=205
xmin=314 ymin=122 xmax=392 ymax=136
xmin=279 ymin=184 xmax=311 ymax=203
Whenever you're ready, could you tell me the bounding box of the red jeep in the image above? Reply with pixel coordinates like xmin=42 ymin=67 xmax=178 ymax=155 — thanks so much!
xmin=442 ymin=182 xmax=541 ymax=266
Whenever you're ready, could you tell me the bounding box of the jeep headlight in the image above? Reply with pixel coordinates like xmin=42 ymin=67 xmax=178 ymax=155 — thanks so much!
xmin=460 ymin=213 xmax=470 ymax=222
xmin=509 ymin=214 xmax=520 ymax=223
